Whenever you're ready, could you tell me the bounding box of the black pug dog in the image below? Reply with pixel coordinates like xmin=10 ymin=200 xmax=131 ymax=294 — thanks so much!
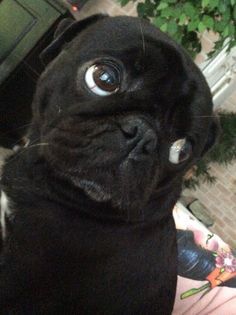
xmin=0 ymin=15 xmax=218 ymax=314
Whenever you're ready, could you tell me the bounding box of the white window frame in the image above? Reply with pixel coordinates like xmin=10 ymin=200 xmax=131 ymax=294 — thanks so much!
xmin=199 ymin=43 xmax=236 ymax=108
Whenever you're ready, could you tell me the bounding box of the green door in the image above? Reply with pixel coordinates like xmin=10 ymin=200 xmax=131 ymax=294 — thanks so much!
xmin=0 ymin=0 xmax=66 ymax=84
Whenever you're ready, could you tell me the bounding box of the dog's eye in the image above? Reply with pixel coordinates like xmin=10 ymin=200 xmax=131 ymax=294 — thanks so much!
xmin=85 ymin=63 xmax=120 ymax=96
xmin=169 ymin=138 xmax=192 ymax=164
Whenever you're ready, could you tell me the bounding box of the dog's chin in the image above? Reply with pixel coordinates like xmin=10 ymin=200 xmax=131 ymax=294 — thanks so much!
xmin=66 ymin=157 xmax=158 ymax=219
xmin=42 ymin=134 xmax=158 ymax=215
xmin=74 ymin=179 xmax=112 ymax=202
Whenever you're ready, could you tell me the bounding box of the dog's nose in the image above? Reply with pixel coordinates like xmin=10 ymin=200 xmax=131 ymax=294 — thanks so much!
xmin=120 ymin=119 xmax=157 ymax=158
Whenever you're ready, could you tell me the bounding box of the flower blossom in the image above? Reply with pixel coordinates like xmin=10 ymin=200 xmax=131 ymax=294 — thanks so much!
xmin=215 ymin=250 xmax=236 ymax=273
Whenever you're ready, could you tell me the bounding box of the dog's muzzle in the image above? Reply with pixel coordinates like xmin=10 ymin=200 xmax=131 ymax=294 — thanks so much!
xmin=119 ymin=118 xmax=157 ymax=161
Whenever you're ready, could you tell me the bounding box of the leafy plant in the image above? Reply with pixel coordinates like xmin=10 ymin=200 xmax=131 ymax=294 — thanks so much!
xmin=184 ymin=112 xmax=236 ymax=189
xmin=119 ymin=0 xmax=236 ymax=58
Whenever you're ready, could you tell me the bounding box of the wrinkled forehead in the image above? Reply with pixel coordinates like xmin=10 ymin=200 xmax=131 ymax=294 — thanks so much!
xmin=70 ymin=16 xmax=175 ymax=61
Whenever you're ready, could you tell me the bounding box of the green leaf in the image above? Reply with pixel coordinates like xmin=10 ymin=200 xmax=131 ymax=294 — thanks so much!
xmin=187 ymin=19 xmax=199 ymax=31
xmin=231 ymin=0 xmax=235 ymax=5
xmin=222 ymin=8 xmax=232 ymax=23
xmin=218 ymin=2 xmax=227 ymax=13
xmin=178 ymin=13 xmax=187 ymax=26
xmin=119 ymin=0 xmax=130 ymax=6
xmin=137 ymin=3 xmax=146 ymax=17
xmin=228 ymin=23 xmax=235 ymax=37
xmin=170 ymin=7 xmax=182 ymax=18
xmin=214 ymin=20 xmax=227 ymax=32
xmin=202 ymin=0 xmax=210 ymax=8
xmin=183 ymin=3 xmax=197 ymax=18
xmin=222 ymin=25 xmax=229 ymax=37
xmin=156 ymin=2 xmax=169 ymax=10
xmin=181 ymin=283 xmax=210 ymax=300
xmin=160 ymin=23 xmax=168 ymax=32
xmin=209 ymin=0 xmax=219 ymax=9
xmin=233 ymin=5 xmax=236 ymax=20
xmin=153 ymin=16 xmax=167 ymax=28
xmin=171 ymin=32 xmax=182 ymax=44
xmin=202 ymin=15 xmax=214 ymax=28
xmin=160 ymin=7 xmax=175 ymax=18
xmin=198 ymin=21 xmax=207 ymax=32
xmin=167 ymin=21 xmax=178 ymax=35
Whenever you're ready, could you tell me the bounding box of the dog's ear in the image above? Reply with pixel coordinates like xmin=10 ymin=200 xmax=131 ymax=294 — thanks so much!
xmin=201 ymin=115 xmax=221 ymax=156
xmin=53 ymin=17 xmax=75 ymax=39
xmin=40 ymin=14 xmax=108 ymax=65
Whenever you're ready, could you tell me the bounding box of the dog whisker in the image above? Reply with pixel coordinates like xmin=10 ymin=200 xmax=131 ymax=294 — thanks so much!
xmin=0 ymin=123 xmax=33 ymax=143
xmin=139 ymin=19 xmax=146 ymax=57
xmin=4 ymin=138 xmax=50 ymax=166
xmin=27 ymin=143 xmax=50 ymax=148
xmin=56 ymin=104 xmax=62 ymax=114
xmin=194 ymin=115 xmax=216 ymax=118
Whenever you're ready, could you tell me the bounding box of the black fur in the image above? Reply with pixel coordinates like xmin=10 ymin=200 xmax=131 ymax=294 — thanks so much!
xmin=0 ymin=15 xmax=217 ymax=314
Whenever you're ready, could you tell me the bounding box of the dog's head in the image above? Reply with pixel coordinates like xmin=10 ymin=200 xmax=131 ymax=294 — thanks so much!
xmin=30 ymin=15 xmax=218 ymax=220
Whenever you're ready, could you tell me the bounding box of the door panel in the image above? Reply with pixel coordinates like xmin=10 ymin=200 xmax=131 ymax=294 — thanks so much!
xmin=0 ymin=0 xmax=66 ymax=84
